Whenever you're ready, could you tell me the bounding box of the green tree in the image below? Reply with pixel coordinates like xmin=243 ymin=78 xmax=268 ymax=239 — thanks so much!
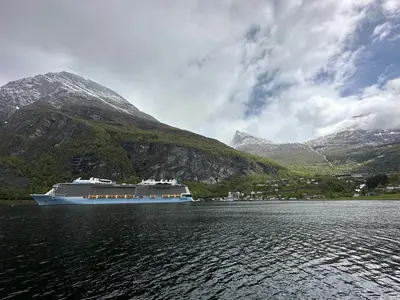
xmin=366 ymin=174 xmax=389 ymax=190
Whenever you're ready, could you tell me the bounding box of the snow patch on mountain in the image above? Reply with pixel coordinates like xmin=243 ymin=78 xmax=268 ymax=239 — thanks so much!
xmin=231 ymin=130 xmax=272 ymax=148
xmin=308 ymin=129 xmax=400 ymax=150
xmin=0 ymin=71 xmax=157 ymax=122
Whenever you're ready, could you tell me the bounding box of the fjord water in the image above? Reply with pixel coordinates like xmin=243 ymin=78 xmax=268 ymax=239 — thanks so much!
xmin=1 ymin=201 xmax=400 ymax=299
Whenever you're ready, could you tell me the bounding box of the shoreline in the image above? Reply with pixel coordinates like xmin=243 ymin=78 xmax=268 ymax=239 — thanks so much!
xmin=332 ymin=195 xmax=400 ymax=200
xmin=2 ymin=196 xmax=400 ymax=206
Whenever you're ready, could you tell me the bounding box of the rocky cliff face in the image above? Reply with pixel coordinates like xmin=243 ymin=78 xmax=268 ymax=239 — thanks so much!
xmin=121 ymin=142 xmax=279 ymax=184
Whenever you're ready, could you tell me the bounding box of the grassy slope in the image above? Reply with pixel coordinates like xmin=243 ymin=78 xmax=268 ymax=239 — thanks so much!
xmin=288 ymin=144 xmax=400 ymax=176
xmin=353 ymin=144 xmax=400 ymax=173
xmin=237 ymin=143 xmax=328 ymax=165
xmin=289 ymin=164 xmax=355 ymax=175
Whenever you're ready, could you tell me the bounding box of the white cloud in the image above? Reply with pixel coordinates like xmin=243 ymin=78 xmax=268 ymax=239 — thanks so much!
xmin=382 ymin=0 xmax=400 ymax=14
xmin=0 ymin=0 xmax=399 ymax=144
xmin=238 ymin=76 xmax=400 ymax=142
xmin=372 ymin=22 xmax=392 ymax=42
xmin=372 ymin=21 xmax=400 ymax=43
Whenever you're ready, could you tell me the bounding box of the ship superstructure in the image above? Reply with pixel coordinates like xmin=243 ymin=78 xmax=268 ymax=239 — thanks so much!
xmin=31 ymin=178 xmax=193 ymax=206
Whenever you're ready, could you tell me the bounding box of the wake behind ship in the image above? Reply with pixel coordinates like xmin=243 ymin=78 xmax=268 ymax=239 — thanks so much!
xmin=31 ymin=178 xmax=193 ymax=206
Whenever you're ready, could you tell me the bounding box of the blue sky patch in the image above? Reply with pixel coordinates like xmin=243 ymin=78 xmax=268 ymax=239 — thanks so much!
xmin=340 ymin=11 xmax=400 ymax=96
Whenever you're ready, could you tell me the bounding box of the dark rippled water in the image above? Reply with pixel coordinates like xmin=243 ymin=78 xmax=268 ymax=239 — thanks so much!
xmin=1 ymin=201 xmax=400 ymax=299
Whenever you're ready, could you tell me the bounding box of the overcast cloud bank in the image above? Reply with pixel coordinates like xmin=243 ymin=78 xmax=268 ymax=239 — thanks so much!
xmin=1 ymin=0 xmax=399 ymax=143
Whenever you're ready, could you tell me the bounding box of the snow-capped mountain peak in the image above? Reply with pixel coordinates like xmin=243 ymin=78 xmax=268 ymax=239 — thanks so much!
xmin=0 ymin=71 xmax=157 ymax=122
xmin=307 ymin=128 xmax=400 ymax=149
xmin=231 ymin=130 xmax=273 ymax=148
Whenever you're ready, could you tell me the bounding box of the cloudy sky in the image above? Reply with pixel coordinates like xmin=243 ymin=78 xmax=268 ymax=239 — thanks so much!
xmin=1 ymin=0 xmax=400 ymax=143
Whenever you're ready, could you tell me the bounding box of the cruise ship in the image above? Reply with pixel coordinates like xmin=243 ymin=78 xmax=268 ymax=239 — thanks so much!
xmin=31 ymin=178 xmax=193 ymax=206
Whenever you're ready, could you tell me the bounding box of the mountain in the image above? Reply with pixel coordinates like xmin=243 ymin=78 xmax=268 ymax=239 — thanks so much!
xmin=232 ymin=129 xmax=400 ymax=174
xmin=232 ymin=131 xmax=329 ymax=165
xmin=307 ymin=128 xmax=400 ymax=150
xmin=307 ymin=129 xmax=400 ymax=173
xmin=0 ymin=71 xmax=157 ymax=122
xmin=232 ymin=130 xmax=273 ymax=148
xmin=0 ymin=72 xmax=286 ymax=198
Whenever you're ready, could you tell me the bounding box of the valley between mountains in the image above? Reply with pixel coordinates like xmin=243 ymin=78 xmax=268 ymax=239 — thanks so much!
xmin=0 ymin=71 xmax=399 ymax=200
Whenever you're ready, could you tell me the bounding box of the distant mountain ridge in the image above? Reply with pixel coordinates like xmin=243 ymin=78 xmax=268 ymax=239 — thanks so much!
xmin=307 ymin=128 xmax=400 ymax=173
xmin=307 ymin=129 xmax=400 ymax=149
xmin=232 ymin=128 xmax=400 ymax=173
xmin=0 ymin=71 xmax=157 ymax=122
xmin=232 ymin=130 xmax=329 ymax=165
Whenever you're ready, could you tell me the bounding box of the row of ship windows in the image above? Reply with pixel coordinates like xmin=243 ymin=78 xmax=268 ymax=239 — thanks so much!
xmin=86 ymin=194 xmax=184 ymax=199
